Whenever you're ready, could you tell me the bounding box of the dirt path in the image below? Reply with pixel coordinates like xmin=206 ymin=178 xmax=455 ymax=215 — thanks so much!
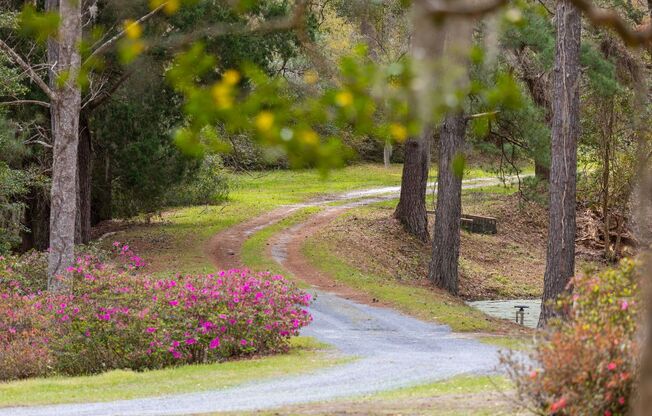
xmin=1 ymin=177 xmax=519 ymax=416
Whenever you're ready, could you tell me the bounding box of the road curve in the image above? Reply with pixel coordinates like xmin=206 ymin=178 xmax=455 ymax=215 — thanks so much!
xmin=1 ymin=177 xmax=516 ymax=416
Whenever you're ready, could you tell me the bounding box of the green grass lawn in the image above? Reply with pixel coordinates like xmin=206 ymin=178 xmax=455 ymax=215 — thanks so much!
xmin=226 ymin=164 xmax=405 ymax=209
xmin=216 ymin=375 xmax=516 ymax=416
xmin=114 ymin=163 xmax=524 ymax=275
xmin=116 ymin=164 xmax=407 ymax=274
xmin=362 ymin=374 xmax=512 ymax=400
xmin=0 ymin=337 xmax=348 ymax=408
xmin=478 ymin=335 xmax=534 ymax=351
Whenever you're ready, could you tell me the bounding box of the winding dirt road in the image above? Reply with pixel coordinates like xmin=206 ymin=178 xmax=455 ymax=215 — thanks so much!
xmin=2 ymin=177 xmax=515 ymax=416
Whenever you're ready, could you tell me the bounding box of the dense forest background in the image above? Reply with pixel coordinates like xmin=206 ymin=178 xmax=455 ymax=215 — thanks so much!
xmin=0 ymin=0 xmax=644 ymax=261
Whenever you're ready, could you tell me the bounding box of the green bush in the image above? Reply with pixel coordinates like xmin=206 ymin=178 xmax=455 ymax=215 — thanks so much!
xmin=166 ymin=155 xmax=229 ymax=206
xmin=520 ymin=175 xmax=548 ymax=206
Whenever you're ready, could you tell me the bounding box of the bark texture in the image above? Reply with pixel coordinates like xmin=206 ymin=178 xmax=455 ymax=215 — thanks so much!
xmin=394 ymin=0 xmax=445 ymax=241
xmin=47 ymin=0 xmax=82 ymax=291
xmin=635 ymin=4 xmax=652 ymax=412
xmin=394 ymin=129 xmax=432 ymax=242
xmin=636 ymin=170 xmax=652 ymax=415
xmin=426 ymin=9 xmax=474 ymax=294
xmin=539 ymin=0 xmax=581 ymax=327
xmin=428 ymin=113 xmax=467 ymax=294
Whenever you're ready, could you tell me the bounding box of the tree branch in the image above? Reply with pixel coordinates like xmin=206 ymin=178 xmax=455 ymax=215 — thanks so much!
xmin=159 ymin=0 xmax=309 ymax=50
xmin=0 ymin=99 xmax=51 ymax=108
xmin=0 ymin=39 xmax=56 ymax=101
xmin=86 ymin=3 xmax=167 ymax=63
xmin=466 ymin=110 xmax=500 ymax=120
xmin=82 ymin=69 xmax=134 ymax=111
xmin=567 ymin=0 xmax=652 ymax=46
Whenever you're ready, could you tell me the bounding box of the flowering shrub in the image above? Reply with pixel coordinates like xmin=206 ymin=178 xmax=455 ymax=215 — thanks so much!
xmin=0 ymin=250 xmax=48 ymax=294
xmin=502 ymin=259 xmax=639 ymax=415
xmin=0 ymin=243 xmax=312 ymax=380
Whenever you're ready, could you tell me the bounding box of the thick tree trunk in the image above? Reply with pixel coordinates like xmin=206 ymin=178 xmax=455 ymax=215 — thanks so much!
xmin=394 ymin=129 xmax=432 ymax=242
xmin=394 ymin=0 xmax=446 ymax=242
xmin=426 ymin=9 xmax=474 ymax=294
xmin=76 ymin=113 xmax=92 ymax=245
xmin=47 ymin=1 xmax=82 ymax=292
xmin=636 ymin=169 xmax=652 ymax=415
xmin=428 ymin=113 xmax=467 ymax=294
xmin=632 ymin=4 xmax=652 ymax=415
xmin=538 ymin=0 xmax=581 ymax=327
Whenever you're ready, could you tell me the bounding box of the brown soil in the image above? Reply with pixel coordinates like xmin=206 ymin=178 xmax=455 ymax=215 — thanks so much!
xmin=207 ymin=207 xmax=301 ymax=269
xmin=268 ymin=206 xmax=396 ymax=307
xmin=312 ymin=194 xmax=549 ymax=300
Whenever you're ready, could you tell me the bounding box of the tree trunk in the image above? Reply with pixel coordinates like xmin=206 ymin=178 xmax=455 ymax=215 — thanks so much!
xmin=383 ymin=141 xmax=392 ymax=167
xmin=636 ymin=167 xmax=652 ymax=415
xmin=601 ymin=99 xmax=614 ymax=261
xmin=76 ymin=113 xmax=92 ymax=245
xmin=20 ymin=188 xmax=50 ymax=252
xmin=535 ymin=161 xmax=550 ymax=180
xmin=92 ymin=144 xmax=113 ymax=225
xmin=394 ymin=0 xmax=446 ymax=242
xmin=634 ymin=4 xmax=652 ymax=415
xmin=511 ymin=49 xmax=552 ymax=181
xmin=428 ymin=113 xmax=467 ymax=294
xmin=358 ymin=6 xmax=392 ymax=169
xmin=538 ymin=0 xmax=581 ymax=327
xmin=394 ymin=129 xmax=432 ymax=242
xmin=47 ymin=0 xmax=82 ymax=292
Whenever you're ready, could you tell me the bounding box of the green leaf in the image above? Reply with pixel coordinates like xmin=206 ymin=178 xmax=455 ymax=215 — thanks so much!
xmin=18 ymin=6 xmax=59 ymax=44
xmin=452 ymin=153 xmax=466 ymax=179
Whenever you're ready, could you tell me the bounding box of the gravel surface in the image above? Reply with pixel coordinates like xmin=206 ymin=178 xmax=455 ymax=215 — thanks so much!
xmin=1 ymin=177 xmax=520 ymax=416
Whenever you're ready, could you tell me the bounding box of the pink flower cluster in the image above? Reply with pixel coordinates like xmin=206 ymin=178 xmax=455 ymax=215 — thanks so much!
xmin=0 ymin=244 xmax=313 ymax=380
xmin=139 ymin=269 xmax=313 ymax=363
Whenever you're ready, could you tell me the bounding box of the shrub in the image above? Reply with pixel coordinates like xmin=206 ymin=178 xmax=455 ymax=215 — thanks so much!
xmin=0 ymin=244 xmax=312 ymax=380
xmin=502 ymin=260 xmax=639 ymax=415
xmin=166 ymin=155 xmax=229 ymax=206
xmin=0 ymin=250 xmax=48 ymax=294
xmin=0 ymin=291 xmax=56 ymax=380
xmin=520 ymin=175 xmax=548 ymax=206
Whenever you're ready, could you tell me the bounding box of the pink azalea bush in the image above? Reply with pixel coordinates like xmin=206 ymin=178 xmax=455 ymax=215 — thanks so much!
xmin=0 ymin=244 xmax=313 ymax=380
xmin=502 ymin=259 xmax=639 ymax=415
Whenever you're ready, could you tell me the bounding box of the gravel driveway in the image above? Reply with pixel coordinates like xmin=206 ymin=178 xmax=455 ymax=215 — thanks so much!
xmin=0 ymin=177 xmax=519 ymax=416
